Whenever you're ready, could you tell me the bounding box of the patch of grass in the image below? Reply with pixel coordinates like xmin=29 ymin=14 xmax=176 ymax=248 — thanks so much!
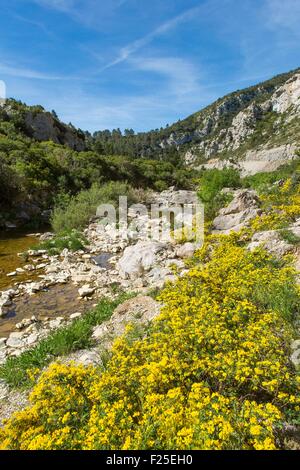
xmin=33 ymin=230 xmax=88 ymax=255
xmin=0 ymin=293 xmax=134 ymax=389
xmin=147 ymin=287 xmax=161 ymax=300
xmin=280 ymin=229 xmax=300 ymax=246
xmin=108 ymin=282 xmax=125 ymax=295
xmin=250 ymin=274 xmax=300 ymax=324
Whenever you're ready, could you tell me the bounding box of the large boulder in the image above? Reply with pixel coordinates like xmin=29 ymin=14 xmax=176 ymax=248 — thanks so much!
xmin=248 ymin=230 xmax=295 ymax=257
xmin=212 ymin=189 xmax=261 ymax=234
xmin=221 ymin=189 xmax=260 ymax=214
xmin=118 ymin=241 xmax=166 ymax=279
xmin=175 ymin=242 xmax=197 ymax=259
xmin=149 ymin=187 xmax=198 ymax=206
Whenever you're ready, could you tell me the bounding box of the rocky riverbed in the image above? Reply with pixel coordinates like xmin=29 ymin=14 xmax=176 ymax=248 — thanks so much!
xmin=0 ymin=188 xmax=201 ymax=361
xmin=0 ymin=187 xmax=299 ymax=366
xmin=0 ymin=185 xmax=299 ymax=432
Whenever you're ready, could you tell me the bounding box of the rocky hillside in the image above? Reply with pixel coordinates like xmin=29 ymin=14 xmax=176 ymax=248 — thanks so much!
xmin=161 ymin=69 xmax=300 ymax=161
xmin=1 ymin=68 xmax=299 ymax=170
xmin=0 ymin=99 xmax=86 ymax=151
xmin=92 ymin=68 xmax=300 ymax=172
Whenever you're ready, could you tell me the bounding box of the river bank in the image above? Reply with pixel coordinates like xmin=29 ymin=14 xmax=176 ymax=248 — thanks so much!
xmin=0 ymin=230 xmax=39 ymax=290
xmin=1 ymin=186 xmax=299 ymax=369
xmin=0 ymin=188 xmax=199 ymax=358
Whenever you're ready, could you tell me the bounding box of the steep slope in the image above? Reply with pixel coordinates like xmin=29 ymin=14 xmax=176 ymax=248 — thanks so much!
xmin=92 ymin=68 xmax=300 ymax=170
xmin=0 ymin=99 xmax=86 ymax=151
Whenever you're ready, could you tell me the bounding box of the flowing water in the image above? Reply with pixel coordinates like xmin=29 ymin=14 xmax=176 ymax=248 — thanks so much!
xmin=0 ymin=230 xmax=39 ymax=291
xmin=0 ymin=230 xmax=90 ymax=338
xmin=0 ymin=284 xmax=90 ymax=338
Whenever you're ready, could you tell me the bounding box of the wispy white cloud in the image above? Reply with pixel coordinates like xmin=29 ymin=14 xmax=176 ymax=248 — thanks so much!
xmin=33 ymin=0 xmax=75 ymax=12
xmin=265 ymin=0 xmax=300 ymax=35
xmin=34 ymin=0 xmax=129 ymax=11
xmin=13 ymin=13 xmax=56 ymax=38
xmin=32 ymin=0 xmax=132 ymax=26
xmin=7 ymin=64 xmax=216 ymax=132
xmin=101 ymin=5 xmax=202 ymax=70
xmin=0 ymin=62 xmax=78 ymax=80
xmin=8 ymin=0 xmax=298 ymax=133
xmin=131 ymin=56 xmax=201 ymax=97
xmin=45 ymin=88 xmax=215 ymax=131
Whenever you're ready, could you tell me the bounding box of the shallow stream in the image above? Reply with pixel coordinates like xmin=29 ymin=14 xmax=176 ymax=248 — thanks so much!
xmin=0 ymin=230 xmax=90 ymax=338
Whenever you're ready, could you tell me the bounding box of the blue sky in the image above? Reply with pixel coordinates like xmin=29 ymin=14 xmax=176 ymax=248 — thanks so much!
xmin=0 ymin=0 xmax=300 ymax=132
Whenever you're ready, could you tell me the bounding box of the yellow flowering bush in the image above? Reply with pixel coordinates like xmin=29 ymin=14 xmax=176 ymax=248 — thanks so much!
xmin=1 ymin=236 xmax=299 ymax=450
xmin=0 ymin=363 xmax=99 ymax=450
xmin=251 ymin=176 xmax=300 ymax=231
xmin=1 ymin=167 xmax=300 ymax=450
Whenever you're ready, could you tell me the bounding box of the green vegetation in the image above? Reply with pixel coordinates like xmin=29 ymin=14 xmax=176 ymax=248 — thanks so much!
xmin=196 ymin=158 xmax=300 ymax=223
xmin=280 ymin=229 xmax=300 ymax=246
xmin=198 ymin=168 xmax=241 ymax=202
xmin=51 ymin=182 xmax=143 ymax=232
xmin=0 ymin=100 xmax=199 ymax=226
xmin=1 ymin=67 xmax=300 ymax=229
xmin=91 ymin=68 xmax=300 ymax=160
xmin=33 ymin=230 xmax=88 ymax=255
xmin=243 ymin=157 xmax=300 ymax=193
xmin=198 ymin=168 xmax=241 ymax=220
xmin=0 ymin=294 xmax=132 ymax=389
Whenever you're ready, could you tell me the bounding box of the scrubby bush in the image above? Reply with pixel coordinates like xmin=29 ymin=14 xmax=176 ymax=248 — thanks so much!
xmin=280 ymin=229 xmax=300 ymax=246
xmin=1 ymin=234 xmax=299 ymax=450
xmin=51 ymin=182 xmax=145 ymax=232
xmin=198 ymin=168 xmax=241 ymax=220
xmin=198 ymin=168 xmax=241 ymax=203
xmin=33 ymin=230 xmax=88 ymax=255
xmin=250 ymin=174 xmax=300 ymax=231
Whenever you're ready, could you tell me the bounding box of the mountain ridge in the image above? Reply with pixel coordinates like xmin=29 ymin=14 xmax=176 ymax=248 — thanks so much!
xmin=91 ymin=66 xmax=300 ymax=165
xmin=1 ymin=66 xmax=299 ymax=166
xmin=1 ymin=66 xmax=300 ymax=226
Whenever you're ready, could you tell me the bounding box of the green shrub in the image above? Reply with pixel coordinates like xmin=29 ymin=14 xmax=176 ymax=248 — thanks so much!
xmin=280 ymin=229 xmax=300 ymax=246
xmin=198 ymin=168 xmax=241 ymax=220
xmin=51 ymin=182 xmax=143 ymax=232
xmin=198 ymin=168 xmax=242 ymax=203
xmin=33 ymin=230 xmax=88 ymax=255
